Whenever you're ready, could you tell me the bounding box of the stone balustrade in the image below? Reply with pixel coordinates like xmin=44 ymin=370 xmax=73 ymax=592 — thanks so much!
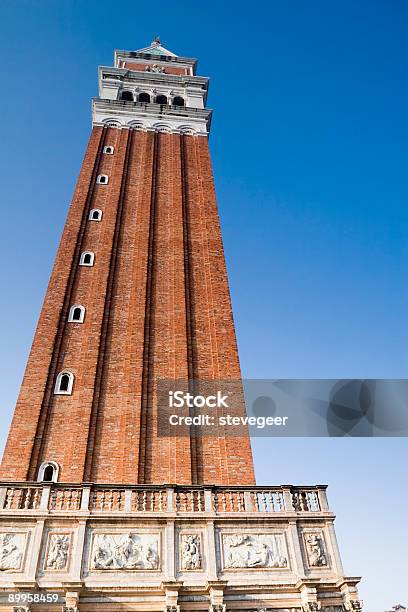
xmin=0 ymin=483 xmax=328 ymax=515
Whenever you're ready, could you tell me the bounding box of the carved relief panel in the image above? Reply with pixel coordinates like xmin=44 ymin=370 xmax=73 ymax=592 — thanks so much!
xmin=221 ymin=533 xmax=288 ymax=570
xmin=303 ymin=531 xmax=328 ymax=568
xmin=0 ymin=532 xmax=28 ymax=571
xmin=44 ymin=532 xmax=71 ymax=571
xmin=90 ymin=532 xmax=160 ymax=570
xmin=180 ymin=534 xmax=202 ymax=570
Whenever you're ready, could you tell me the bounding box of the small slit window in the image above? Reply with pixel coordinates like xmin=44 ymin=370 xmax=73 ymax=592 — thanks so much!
xmin=103 ymin=145 xmax=114 ymax=155
xmin=89 ymin=209 xmax=102 ymax=221
xmin=120 ymin=90 xmax=134 ymax=101
xmin=155 ymin=94 xmax=168 ymax=105
xmin=54 ymin=371 xmax=74 ymax=395
xmin=68 ymin=304 xmax=85 ymax=323
xmin=138 ymin=92 xmax=151 ymax=103
xmin=173 ymin=96 xmax=185 ymax=107
xmin=79 ymin=251 xmax=95 ymax=266
xmin=37 ymin=461 xmax=59 ymax=483
xmin=97 ymin=174 xmax=108 ymax=185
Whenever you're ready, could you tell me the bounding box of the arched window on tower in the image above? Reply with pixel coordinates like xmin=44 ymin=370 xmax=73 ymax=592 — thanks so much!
xmin=79 ymin=251 xmax=95 ymax=266
xmin=138 ymin=92 xmax=151 ymax=103
xmin=54 ymin=371 xmax=74 ymax=395
xmin=89 ymin=209 xmax=102 ymax=221
xmin=155 ymin=94 xmax=168 ymax=105
xmin=173 ymin=96 xmax=185 ymax=107
xmin=68 ymin=304 xmax=85 ymax=323
xmin=37 ymin=461 xmax=60 ymax=483
xmin=103 ymin=145 xmax=114 ymax=155
xmin=96 ymin=174 xmax=108 ymax=185
xmin=120 ymin=90 xmax=134 ymax=102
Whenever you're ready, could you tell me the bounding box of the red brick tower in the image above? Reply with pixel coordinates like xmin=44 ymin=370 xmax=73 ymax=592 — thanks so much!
xmin=0 ymin=38 xmax=255 ymax=487
xmin=0 ymin=41 xmax=362 ymax=612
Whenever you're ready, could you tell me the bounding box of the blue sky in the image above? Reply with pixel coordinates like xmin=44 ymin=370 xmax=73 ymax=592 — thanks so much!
xmin=0 ymin=1 xmax=407 ymax=610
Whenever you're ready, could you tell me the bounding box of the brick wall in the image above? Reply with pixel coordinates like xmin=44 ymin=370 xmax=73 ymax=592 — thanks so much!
xmin=0 ymin=128 xmax=255 ymax=486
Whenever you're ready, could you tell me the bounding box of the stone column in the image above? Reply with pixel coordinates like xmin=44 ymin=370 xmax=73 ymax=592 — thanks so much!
xmin=164 ymin=520 xmax=176 ymax=581
xmin=205 ymin=521 xmax=218 ymax=581
xmin=161 ymin=580 xmax=182 ymax=612
xmin=71 ymin=520 xmax=87 ymax=581
xmin=26 ymin=519 xmax=45 ymax=581
xmin=207 ymin=580 xmax=228 ymax=612
xmin=287 ymin=520 xmax=305 ymax=577
xmin=326 ymin=519 xmax=345 ymax=575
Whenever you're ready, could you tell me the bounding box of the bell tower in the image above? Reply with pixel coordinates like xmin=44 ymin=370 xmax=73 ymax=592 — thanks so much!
xmin=0 ymin=39 xmax=362 ymax=612
xmin=0 ymin=37 xmax=254 ymax=487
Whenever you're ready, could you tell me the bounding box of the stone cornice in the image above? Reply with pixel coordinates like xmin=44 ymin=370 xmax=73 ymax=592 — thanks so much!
xmin=114 ymin=49 xmax=198 ymax=71
xmin=99 ymin=66 xmax=209 ymax=90
xmin=92 ymin=98 xmax=212 ymax=135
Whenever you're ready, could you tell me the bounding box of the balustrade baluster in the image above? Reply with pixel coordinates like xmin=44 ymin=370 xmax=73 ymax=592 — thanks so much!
xmin=5 ymin=489 xmax=13 ymax=509
xmin=66 ymin=489 xmax=72 ymax=510
xmin=16 ymin=489 xmax=23 ymax=509
xmin=239 ymin=491 xmax=245 ymax=511
xmin=33 ymin=488 xmax=41 ymax=509
xmin=57 ymin=490 xmax=64 ymax=510
xmin=213 ymin=491 xmax=219 ymax=513
xmin=23 ymin=488 xmax=31 ymax=509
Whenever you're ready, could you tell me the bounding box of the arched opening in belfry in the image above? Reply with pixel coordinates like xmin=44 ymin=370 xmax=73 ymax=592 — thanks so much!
xmin=155 ymin=94 xmax=168 ymax=105
xmin=173 ymin=96 xmax=185 ymax=107
xmin=138 ymin=92 xmax=151 ymax=103
xmin=120 ymin=90 xmax=133 ymax=101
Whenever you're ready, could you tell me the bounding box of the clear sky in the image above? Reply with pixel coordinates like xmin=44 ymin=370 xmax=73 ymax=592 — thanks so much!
xmin=0 ymin=1 xmax=407 ymax=610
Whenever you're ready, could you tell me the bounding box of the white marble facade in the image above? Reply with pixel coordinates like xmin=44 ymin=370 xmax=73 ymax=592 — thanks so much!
xmin=0 ymin=484 xmax=362 ymax=612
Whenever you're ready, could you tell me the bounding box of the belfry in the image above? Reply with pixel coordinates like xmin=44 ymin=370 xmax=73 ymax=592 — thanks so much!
xmin=0 ymin=39 xmax=362 ymax=612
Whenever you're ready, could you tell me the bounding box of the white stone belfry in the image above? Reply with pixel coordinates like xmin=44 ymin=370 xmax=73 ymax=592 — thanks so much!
xmin=0 ymin=483 xmax=363 ymax=611
xmin=92 ymin=39 xmax=212 ymax=135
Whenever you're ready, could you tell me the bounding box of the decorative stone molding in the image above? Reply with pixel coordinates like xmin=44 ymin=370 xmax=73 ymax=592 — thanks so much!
xmin=181 ymin=534 xmax=201 ymax=570
xmin=302 ymin=603 xmax=321 ymax=612
xmin=305 ymin=532 xmax=327 ymax=567
xmin=343 ymin=602 xmax=363 ymax=611
xmin=92 ymin=98 xmax=211 ymax=135
xmin=0 ymin=532 xmax=26 ymax=570
xmin=44 ymin=533 xmax=71 ymax=570
xmin=210 ymin=606 xmax=226 ymax=612
xmin=91 ymin=532 xmax=159 ymax=570
xmin=222 ymin=533 xmax=288 ymax=569
xmin=165 ymin=607 xmax=180 ymax=612
xmin=145 ymin=64 xmax=165 ymax=73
